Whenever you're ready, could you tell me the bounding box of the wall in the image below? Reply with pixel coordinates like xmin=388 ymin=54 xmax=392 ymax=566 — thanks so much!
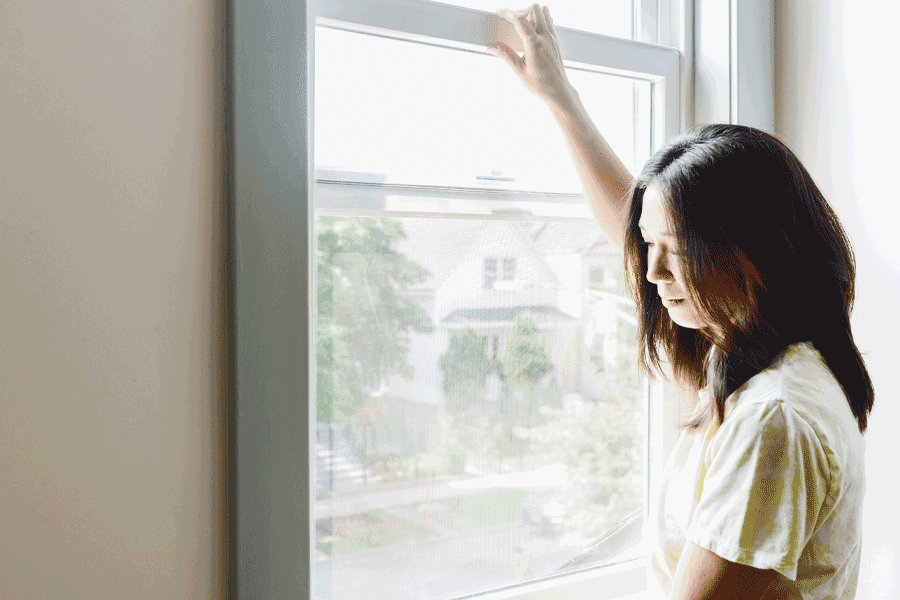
xmin=0 ymin=0 xmax=225 ymax=597
xmin=776 ymin=2 xmax=900 ymax=597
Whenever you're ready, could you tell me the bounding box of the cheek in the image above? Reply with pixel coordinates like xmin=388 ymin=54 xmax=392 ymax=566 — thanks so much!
xmin=684 ymin=300 xmax=713 ymax=329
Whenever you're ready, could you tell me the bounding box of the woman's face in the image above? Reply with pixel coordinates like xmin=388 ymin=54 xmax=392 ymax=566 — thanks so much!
xmin=638 ymin=184 xmax=708 ymax=330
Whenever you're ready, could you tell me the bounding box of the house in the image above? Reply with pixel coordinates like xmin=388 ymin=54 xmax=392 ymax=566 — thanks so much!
xmin=374 ymin=218 xmax=637 ymax=455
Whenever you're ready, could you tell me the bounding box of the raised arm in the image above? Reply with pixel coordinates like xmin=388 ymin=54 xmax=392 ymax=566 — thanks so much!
xmin=489 ymin=4 xmax=635 ymax=252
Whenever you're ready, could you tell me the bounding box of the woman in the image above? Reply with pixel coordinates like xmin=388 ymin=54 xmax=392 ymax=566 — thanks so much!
xmin=488 ymin=5 xmax=873 ymax=599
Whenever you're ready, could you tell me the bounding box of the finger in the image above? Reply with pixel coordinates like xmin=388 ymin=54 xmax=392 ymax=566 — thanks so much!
xmin=519 ymin=5 xmax=539 ymax=33
xmin=496 ymin=7 xmax=536 ymax=51
xmin=542 ymin=6 xmax=561 ymax=56
xmin=516 ymin=6 xmax=538 ymax=32
xmin=531 ymin=3 xmax=549 ymax=34
xmin=542 ymin=6 xmax=556 ymax=36
xmin=486 ymin=42 xmax=525 ymax=75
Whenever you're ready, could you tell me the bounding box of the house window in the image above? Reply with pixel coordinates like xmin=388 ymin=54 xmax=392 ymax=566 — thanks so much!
xmin=502 ymin=257 xmax=517 ymax=282
xmin=484 ymin=257 xmax=499 ymax=289
xmin=485 ymin=257 xmax=516 ymax=289
xmin=483 ymin=334 xmax=500 ymax=360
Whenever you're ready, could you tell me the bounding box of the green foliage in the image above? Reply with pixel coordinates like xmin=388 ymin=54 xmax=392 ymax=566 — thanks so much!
xmin=438 ymin=329 xmax=494 ymax=414
xmin=494 ymin=315 xmax=556 ymax=467
xmin=500 ymin=315 xmax=553 ymax=384
xmin=316 ymin=217 xmax=433 ymax=426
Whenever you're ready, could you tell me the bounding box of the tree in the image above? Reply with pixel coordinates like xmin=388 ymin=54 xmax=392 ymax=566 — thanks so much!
xmin=500 ymin=315 xmax=554 ymax=383
xmin=438 ymin=328 xmax=494 ymax=416
xmin=497 ymin=314 xmax=554 ymax=468
xmin=316 ymin=216 xmax=433 ymax=452
xmin=500 ymin=314 xmax=554 ymax=422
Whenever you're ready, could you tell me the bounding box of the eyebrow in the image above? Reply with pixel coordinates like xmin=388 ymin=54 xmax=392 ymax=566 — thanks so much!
xmin=638 ymin=224 xmax=675 ymax=238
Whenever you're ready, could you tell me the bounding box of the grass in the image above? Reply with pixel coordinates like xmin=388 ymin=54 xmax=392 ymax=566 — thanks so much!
xmin=316 ymin=488 xmax=531 ymax=556
xmin=432 ymin=488 xmax=529 ymax=531
xmin=316 ymin=509 xmax=436 ymax=556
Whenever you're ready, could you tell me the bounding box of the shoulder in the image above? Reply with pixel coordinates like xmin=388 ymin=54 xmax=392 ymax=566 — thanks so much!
xmin=709 ymin=397 xmax=831 ymax=479
xmin=735 ymin=342 xmax=859 ymax=436
xmin=714 ymin=341 xmax=863 ymax=488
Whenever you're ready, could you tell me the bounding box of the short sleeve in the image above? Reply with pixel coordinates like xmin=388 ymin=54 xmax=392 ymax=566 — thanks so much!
xmin=686 ymin=401 xmax=831 ymax=580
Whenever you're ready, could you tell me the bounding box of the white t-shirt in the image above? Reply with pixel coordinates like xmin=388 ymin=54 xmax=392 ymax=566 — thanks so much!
xmin=648 ymin=341 xmax=866 ymax=599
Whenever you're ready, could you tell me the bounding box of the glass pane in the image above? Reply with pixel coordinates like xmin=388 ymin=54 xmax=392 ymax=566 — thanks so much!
xmin=314 ymin=27 xmax=652 ymax=195
xmin=433 ymin=0 xmax=634 ymax=41
xmin=314 ymin=215 xmax=645 ymax=600
xmin=314 ymin=19 xmax=650 ymax=600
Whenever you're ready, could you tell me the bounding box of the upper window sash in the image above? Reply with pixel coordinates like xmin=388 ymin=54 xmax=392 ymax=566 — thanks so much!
xmin=313 ymin=0 xmax=681 ymax=148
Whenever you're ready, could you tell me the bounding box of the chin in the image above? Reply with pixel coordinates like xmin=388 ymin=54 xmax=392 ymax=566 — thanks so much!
xmin=669 ymin=312 xmax=705 ymax=330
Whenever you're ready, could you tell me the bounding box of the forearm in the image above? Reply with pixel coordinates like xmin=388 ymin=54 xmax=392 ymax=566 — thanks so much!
xmin=549 ymin=87 xmax=634 ymax=252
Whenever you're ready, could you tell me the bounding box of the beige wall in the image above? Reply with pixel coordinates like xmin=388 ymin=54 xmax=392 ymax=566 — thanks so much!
xmin=0 ymin=0 xmax=225 ymax=597
xmin=776 ymin=2 xmax=900 ymax=597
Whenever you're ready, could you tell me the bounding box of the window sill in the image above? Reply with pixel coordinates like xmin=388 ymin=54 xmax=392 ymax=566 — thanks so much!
xmin=457 ymin=556 xmax=648 ymax=600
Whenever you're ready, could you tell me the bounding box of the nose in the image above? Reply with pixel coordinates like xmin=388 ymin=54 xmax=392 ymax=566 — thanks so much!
xmin=646 ymin=246 xmax=674 ymax=285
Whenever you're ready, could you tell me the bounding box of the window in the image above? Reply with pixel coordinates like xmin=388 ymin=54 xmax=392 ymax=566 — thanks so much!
xmin=484 ymin=257 xmax=517 ymax=289
xmin=312 ymin=2 xmax=677 ymax=599
xmin=231 ymin=0 xmax=773 ymax=598
xmin=502 ymin=258 xmax=517 ymax=282
xmin=485 ymin=258 xmax=499 ymax=289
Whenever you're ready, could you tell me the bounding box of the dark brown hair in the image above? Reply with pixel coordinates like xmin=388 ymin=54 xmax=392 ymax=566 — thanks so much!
xmin=624 ymin=124 xmax=874 ymax=433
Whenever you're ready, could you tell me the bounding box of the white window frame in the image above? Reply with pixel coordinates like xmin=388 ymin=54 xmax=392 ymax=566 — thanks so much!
xmin=229 ymin=0 xmax=773 ymax=598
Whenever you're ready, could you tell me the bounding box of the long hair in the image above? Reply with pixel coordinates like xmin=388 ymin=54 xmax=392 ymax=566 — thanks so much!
xmin=623 ymin=124 xmax=874 ymax=433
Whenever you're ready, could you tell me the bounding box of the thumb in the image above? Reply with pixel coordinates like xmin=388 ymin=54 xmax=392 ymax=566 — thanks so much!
xmin=487 ymin=42 xmax=524 ymax=75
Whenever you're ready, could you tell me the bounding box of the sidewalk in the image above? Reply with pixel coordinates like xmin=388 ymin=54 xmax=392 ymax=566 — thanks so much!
xmin=315 ymin=464 xmax=567 ymax=519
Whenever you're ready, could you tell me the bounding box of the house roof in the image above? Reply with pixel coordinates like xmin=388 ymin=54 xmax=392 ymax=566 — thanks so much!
xmin=441 ymin=305 xmax=575 ymax=324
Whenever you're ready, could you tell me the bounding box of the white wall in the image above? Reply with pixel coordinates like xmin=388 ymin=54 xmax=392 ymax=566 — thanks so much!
xmin=776 ymin=2 xmax=900 ymax=597
xmin=0 ymin=0 xmax=225 ymax=597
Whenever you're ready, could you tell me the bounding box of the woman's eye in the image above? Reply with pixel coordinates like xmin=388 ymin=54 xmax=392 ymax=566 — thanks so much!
xmin=643 ymin=241 xmax=680 ymax=257
xmin=641 ymin=239 xmax=680 ymax=256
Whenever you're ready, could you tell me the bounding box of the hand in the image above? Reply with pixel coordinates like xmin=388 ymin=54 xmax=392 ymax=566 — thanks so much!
xmin=488 ymin=5 xmax=575 ymax=111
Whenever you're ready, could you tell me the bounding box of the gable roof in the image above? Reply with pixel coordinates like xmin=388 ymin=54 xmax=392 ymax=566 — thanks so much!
xmin=442 ymin=305 xmax=575 ymax=324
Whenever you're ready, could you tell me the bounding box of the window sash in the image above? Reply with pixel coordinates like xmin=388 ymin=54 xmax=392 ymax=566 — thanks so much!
xmin=309 ymin=2 xmax=681 ymax=599
xmin=313 ymin=0 xmax=681 ymax=149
